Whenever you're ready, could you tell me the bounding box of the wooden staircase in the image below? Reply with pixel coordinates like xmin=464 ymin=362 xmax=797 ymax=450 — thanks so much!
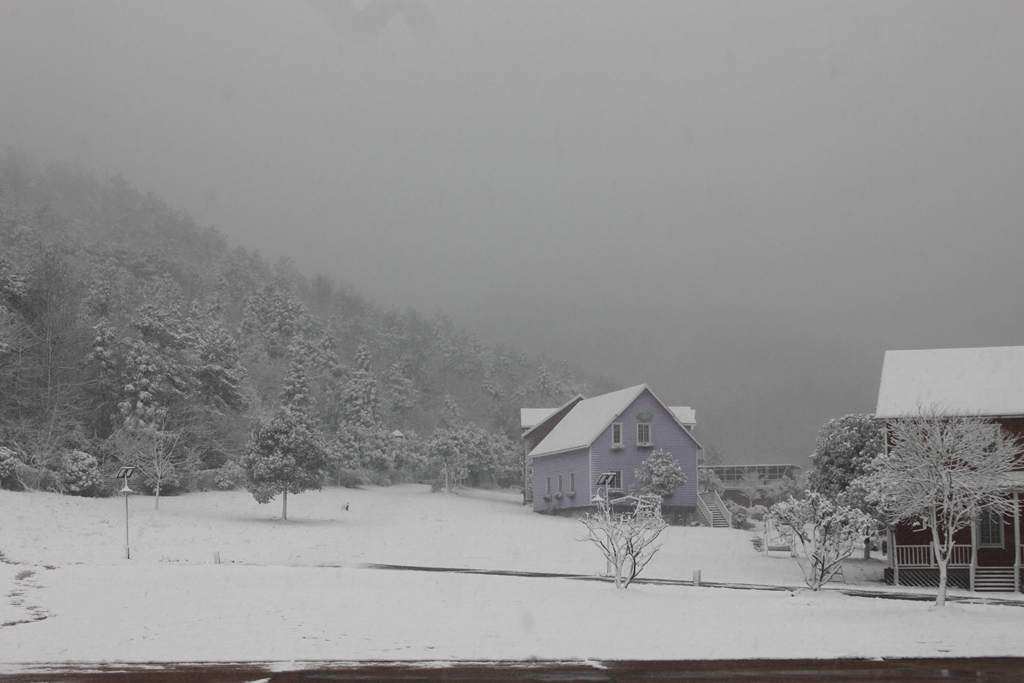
xmin=705 ymin=502 xmax=730 ymax=528
xmin=974 ymin=567 xmax=1017 ymax=592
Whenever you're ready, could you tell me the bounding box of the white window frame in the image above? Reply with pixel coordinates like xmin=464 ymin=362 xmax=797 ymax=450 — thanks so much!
xmin=612 ymin=423 xmax=623 ymax=446
xmin=979 ymin=506 xmax=1004 ymax=547
xmin=637 ymin=423 xmax=651 ymax=444
xmin=609 ymin=470 xmax=623 ymax=491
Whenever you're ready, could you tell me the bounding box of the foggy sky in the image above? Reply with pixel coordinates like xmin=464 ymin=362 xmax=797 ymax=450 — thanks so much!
xmin=2 ymin=1 xmax=1023 ymax=466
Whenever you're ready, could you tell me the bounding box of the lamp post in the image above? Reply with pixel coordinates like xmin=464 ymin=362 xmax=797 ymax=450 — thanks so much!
xmin=116 ymin=467 xmax=135 ymax=559
xmin=594 ymin=471 xmax=616 ymax=512
xmin=594 ymin=472 xmax=617 ymax=577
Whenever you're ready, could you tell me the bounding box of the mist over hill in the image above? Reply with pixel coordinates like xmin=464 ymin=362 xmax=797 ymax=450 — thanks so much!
xmin=0 ymin=152 xmax=611 ymax=493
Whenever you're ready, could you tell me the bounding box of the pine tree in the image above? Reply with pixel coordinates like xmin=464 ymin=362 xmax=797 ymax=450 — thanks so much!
xmin=240 ymin=408 xmax=329 ymax=520
xmin=428 ymin=427 xmax=470 ymax=494
xmin=195 ymin=320 xmax=246 ymax=411
xmin=442 ymin=394 xmax=460 ymax=427
xmin=355 ymin=342 xmax=373 ymax=372
xmin=339 ymin=366 xmax=382 ymax=430
xmin=279 ymin=342 xmax=313 ymax=413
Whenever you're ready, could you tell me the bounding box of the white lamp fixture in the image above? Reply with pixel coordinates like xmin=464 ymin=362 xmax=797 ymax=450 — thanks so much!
xmin=116 ymin=466 xmax=136 ymax=559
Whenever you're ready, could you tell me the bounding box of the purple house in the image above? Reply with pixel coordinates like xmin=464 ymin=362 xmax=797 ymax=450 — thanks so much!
xmin=522 ymin=385 xmax=702 ymax=524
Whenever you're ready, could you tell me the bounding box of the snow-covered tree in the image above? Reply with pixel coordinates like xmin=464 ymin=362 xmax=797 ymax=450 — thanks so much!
xmin=112 ymin=425 xmax=183 ymax=509
xmin=380 ymin=360 xmax=415 ymax=422
xmin=697 ymin=467 xmax=725 ymax=495
xmin=579 ymin=495 xmax=667 ymax=588
xmin=239 ymin=284 xmax=311 ymax=360
xmin=0 ymin=446 xmax=18 ymax=489
xmin=770 ymin=492 xmax=873 ymax=590
xmin=55 ymin=449 xmax=101 ymax=496
xmin=339 ymin=365 xmax=382 ymax=430
xmin=534 ymin=365 xmax=555 ymax=402
xmin=336 ymin=423 xmax=394 ymax=473
xmin=427 ymin=427 xmax=469 ymax=494
xmin=240 ymin=408 xmax=330 ymax=520
xmin=762 ymin=474 xmax=806 ymax=506
xmin=702 ymin=444 xmax=725 ymax=466
xmin=355 ymin=342 xmax=373 ymax=372
xmin=279 ymin=342 xmax=313 ymax=413
xmin=810 ymin=414 xmax=884 ymax=504
xmin=861 ymin=412 xmax=1020 ymax=606
xmin=634 ymin=448 xmax=687 ymax=501
xmin=458 ymin=424 xmax=521 ymax=488
xmin=442 ymin=394 xmax=460 ymax=427
xmin=736 ymin=471 xmax=765 ymax=507
xmin=194 ymin=320 xmax=246 ymax=411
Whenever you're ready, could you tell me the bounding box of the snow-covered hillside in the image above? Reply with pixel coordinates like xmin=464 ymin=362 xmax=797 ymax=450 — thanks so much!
xmin=1 ymin=485 xmax=1022 ymax=663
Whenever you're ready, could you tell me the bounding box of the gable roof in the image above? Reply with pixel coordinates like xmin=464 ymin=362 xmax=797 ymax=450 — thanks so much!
xmin=669 ymin=406 xmax=696 ymax=427
xmin=529 ymin=385 xmax=646 ymax=458
xmin=521 ymin=408 xmax=557 ymax=430
xmin=521 ymin=394 xmax=585 ymax=438
xmin=875 ymin=345 xmax=1024 ymax=419
xmin=529 ymin=384 xmax=698 ymax=458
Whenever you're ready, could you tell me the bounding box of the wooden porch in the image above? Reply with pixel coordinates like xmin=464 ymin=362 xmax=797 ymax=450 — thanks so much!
xmin=887 ymin=492 xmax=1023 ymax=592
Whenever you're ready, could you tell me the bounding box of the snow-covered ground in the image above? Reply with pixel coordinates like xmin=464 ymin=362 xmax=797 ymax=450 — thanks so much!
xmin=1 ymin=484 xmax=1022 ymax=664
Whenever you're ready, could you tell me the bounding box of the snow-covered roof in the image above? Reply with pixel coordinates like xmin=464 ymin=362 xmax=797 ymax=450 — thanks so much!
xmin=875 ymin=345 xmax=1024 ymax=419
xmin=669 ymin=406 xmax=696 ymax=426
xmin=530 ymin=385 xmax=649 ymax=458
xmin=521 ymin=395 xmax=585 ymax=438
xmin=520 ymin=408 xmax=558 ymax=430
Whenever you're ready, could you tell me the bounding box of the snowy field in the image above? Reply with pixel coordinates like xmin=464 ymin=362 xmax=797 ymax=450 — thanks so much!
xmin=2 ymin=484 xmax=1023 ymax=664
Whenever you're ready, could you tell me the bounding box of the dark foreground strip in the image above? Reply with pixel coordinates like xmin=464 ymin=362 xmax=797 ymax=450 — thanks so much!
xmin=356 ymin=563 xmax=1024 ymax=607
xmin=4 ymin=659 xmax=1024 ymax=683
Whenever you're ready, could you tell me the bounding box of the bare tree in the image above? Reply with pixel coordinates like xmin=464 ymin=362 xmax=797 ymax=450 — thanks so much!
xmin=771 ymin=492 xmax=873 ymax=590
xmin=113 ymin=425 xmax=183 ymax=509
xmin=578 ymin=495 xmax=667 ymax=588
xmin=736 ymin=471 xmax=765 ymax=507
xmin=861 ymin=412 xmax=1020 ymax=606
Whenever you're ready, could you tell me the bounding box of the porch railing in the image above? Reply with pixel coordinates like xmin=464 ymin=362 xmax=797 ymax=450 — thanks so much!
xmin=696 ymin=491 xmax=733 ymax=528
xmin=702 ymin=491 xmax=733 ymax=528
xmin=714 ymin=491 xmax=733 ymax=528
xmin=895 ymin=544 xmax=972 ymax=567
xmin=696 ymin=495 xmax=713 ymax=528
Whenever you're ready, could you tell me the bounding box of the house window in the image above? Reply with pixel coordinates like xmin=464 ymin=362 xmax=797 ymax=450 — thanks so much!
xmin=609 ymin=470 xmax=622 ymax=491
xmin=612 ymin=423 xmax=622 ymax=446
xmin=570 ymin=473 xmax=575 ymax=493
xmin=546 ymin=476 xmax=551 ymax=495
xmin=558 ymin=474 xmax=563 ymax=493
xmin=637 ymin=423 xmax=651 ymax=444
xmin=983 ymin=424 xmax=1001 ymax=453
xmin=979 ymin=507 xmax=1003 ymax=547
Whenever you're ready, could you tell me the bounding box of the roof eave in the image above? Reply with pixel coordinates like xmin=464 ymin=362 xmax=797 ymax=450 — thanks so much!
xmin=875 ymin=411 xmax=1024 ymax=420
xmin=530 ymin=445 xmax=589 ymax=459
xmin=521 ymin=394 xmax=585 ymax=440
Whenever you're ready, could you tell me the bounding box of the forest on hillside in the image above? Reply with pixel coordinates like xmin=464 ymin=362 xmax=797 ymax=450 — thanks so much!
xmin=0 ymin=150 xmax=605 ymax=497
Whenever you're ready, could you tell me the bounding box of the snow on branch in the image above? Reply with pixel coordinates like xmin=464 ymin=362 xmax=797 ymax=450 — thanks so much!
xmin=770 ymin=492 xmax=873 ymax=591
xmin=860 ymin=410 xmax=1021 ymax=606
xmin=578 ymin=495 xmax=667 ymax=589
